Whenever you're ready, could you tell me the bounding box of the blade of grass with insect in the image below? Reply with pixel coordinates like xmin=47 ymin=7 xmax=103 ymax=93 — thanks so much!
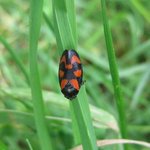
xmin=0 ymin=36 xmax=30 ymax=85
xmin=52 ymin=0 xmax=98 ymax=149
xmin=101 ymin=0 xmax=128 ymax=149
xmin=29 ymin=0 xmax=53 ymax=150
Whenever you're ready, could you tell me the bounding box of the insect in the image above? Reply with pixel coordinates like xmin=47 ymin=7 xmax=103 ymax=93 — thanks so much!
xmin=58 ymin=49 xmax=83 ymax=100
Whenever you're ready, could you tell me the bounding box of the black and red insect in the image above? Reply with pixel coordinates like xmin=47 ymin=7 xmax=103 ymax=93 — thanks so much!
xmin=58 ymin=49 xmax=83 ymax=100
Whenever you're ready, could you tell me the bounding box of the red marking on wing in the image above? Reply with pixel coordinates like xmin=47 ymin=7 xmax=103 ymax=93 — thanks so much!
xmin=71 ymin=55 xmax=81 ymax=64
xmin=70 ymin=79 xmax=79 ymax=90
xmin=73 ymin=70 xmax=82 ymax=77
xmin=60 ymin=55 xmax=73 ymax=69
xmin=61 ymin=79 xmax=68 ymax=89
xmin=60 ymin=55 xmax=66 ymax=64
xmin=66 ymin=64 xmax=72 ymax=69
xmin=59 ymin=70 xmax=64 ymax=78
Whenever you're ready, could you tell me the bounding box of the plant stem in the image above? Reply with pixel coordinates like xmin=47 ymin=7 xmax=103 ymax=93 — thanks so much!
xmin=0 ymin=36 xmax=30 ymax=85
xmin=52 ymin=0 xmax=98 ymax=149
xmin=101 ymin=0 xmax=128 ymax=146
xmin=29 ymin=0 xmax=53 ymax=149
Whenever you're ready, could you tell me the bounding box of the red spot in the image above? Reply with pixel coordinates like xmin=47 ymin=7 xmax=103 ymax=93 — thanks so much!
xmin=74 ymin=70 xmax=82 ymax=77
xmin=60 ymin=55 xmax=72 ymax=69
xmin=59 ymin=70 xmax=64 ymax=78
xmin=71 ymin=55 xmax=81 ymax=64
xmin=70 ymin=79 xmax=79 ymax=90
xmin=66 ymin=64 xmax=72 ymax=69
xmin=61 ymin=79 xmax=68 ymax=89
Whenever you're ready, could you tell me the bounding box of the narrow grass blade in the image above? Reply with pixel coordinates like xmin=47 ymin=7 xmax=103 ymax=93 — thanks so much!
xmin=26 ymin=139 xmax=33 ymax=150
xmin=71 ymin=86 xmax=98 ymax=150
xmin=43 ymin=12 xmax=54 ymax=33
xmin=131 ymin=0 xmax=150 ymax=24
xmin=52 ymin=0 xmax=75 ymax=53
xmin=131 ymin=65 xmax=150 ymax=109
xmin=0 ymin=36 xmax=30 ymax=85
xmin=66 ymin=0 xmax=77 ymax=46
xmin=72 ymin=139 xmax=150 ymax=150
xmin=29 ymin=0 xmax=53 ymax=150
xmin=0 ymin=87 xmax=118 ymax=132
xmin=101 ymin=0 xmax=128 ymax=148
xmin=69 ymin=103 xmax=81 ymax=144
xmin=0 ymin=55 xmax=18 ymax=86
xmin=52 ymin=0 xmax=98 ymax=149
xmin=122 ymin=40 xmax=150 ymax=63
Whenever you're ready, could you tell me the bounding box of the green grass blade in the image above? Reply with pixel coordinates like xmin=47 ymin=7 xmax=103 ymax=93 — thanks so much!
xmin=52 ymin=0 xmax=98 ymax=149
xmin=131 ymin=64 xmax=150 ymax=109
xmin=69 ymin=103 xmax=81 ymax=145
xmin=131 ymin=0 xmax=150 ymax=24
xmin=101 ymin=0 xmax=128 ymax=147
xmin=29 ymin=0 xmax=53 ymax=150
xmin=0 ymin=54 xmax=19 ymax=86
xmin=26 ymin=139 xmax=33 ymax=150
xmin=52 ymin=0 xmax=75 ymax=53
xmin=0 ymin=87 xmax=118 ymax=132
xmin=0 ymin=36 xmax=30 ymax=85
xmin=43 ymin=12 xmax=54 ymax=33
xmin=71 ymin=86 xmax=98 ymax=150
xmin=122 ymin=40 xmax=150 ymax=63
xmin=66 ymin=0 xmax=77 ymax=46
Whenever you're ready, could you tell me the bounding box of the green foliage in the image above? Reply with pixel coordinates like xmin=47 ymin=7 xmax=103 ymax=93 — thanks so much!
xmin=29 ymin=0 xmax=53 ymax=149
xmin=0 ymin=0 xmax=149 ymax=150
xmin=101 ymin=0 xmax=127 ymax=140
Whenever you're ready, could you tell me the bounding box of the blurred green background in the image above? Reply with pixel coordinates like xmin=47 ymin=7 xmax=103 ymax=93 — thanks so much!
xmin=0 ymin=0 xmax=150 ymax=150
